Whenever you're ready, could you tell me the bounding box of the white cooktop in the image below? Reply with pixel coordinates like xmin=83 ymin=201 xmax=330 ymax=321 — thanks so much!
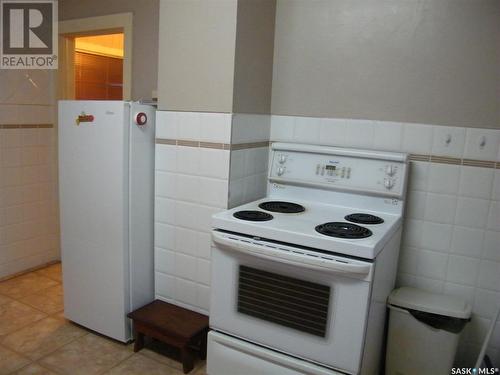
xmin=212 ymin=198 xmax=402 ymax=259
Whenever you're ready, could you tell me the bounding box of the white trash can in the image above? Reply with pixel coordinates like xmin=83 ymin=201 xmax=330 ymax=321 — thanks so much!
xmin=386 ymin=287 xmax=471 ymax=375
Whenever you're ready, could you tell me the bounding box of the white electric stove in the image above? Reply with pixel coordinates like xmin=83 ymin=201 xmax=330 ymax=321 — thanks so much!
xmin=208 ymin=143 xmax=409 ymax=375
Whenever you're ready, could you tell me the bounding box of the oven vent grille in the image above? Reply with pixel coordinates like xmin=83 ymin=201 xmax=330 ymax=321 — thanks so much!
xmin=237 ymin=265 xmax=330 ymax=337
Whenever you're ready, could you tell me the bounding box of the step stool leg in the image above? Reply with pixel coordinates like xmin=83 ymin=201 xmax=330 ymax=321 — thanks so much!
xmin=133 ymin=331 xmax=145 ymax=353
xmin=199 ymin=330 xmax=208 ymax=360
xmin=181 ymin=347 xmax=194 ymax=374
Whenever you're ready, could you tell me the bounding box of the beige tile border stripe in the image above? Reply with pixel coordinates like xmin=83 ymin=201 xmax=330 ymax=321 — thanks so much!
xmin=155 ymin=138 xmax=269 ymax=151
xmin=0 ymin=123 xmax=53 ymax=129
xmin=155 ymin=140 xmax=499 ymax=169
xmin=230 ymin=141 xmax=270 ymax=150
xmin=411 ymin=153 xmax=499 ymax=169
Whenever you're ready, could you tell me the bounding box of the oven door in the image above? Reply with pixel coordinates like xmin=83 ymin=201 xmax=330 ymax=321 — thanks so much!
xmin=210 ymin=230 xmax=374 ymax=375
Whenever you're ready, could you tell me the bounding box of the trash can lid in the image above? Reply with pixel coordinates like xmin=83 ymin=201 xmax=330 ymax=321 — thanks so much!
xmin=388 ymin=287 xmax=472 ymax=319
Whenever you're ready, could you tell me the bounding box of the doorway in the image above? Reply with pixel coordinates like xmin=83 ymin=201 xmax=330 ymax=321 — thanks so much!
xmin=58 ymin=13 xmax=132 ymax=100
xmin=74 ymin=33 xmax=124 ymax=100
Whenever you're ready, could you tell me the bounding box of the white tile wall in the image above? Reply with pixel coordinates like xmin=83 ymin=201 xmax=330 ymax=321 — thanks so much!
xmin=154 ymin=111 xmax=232 ymax=314
xmin=154 ymin=111 xmax=272 ymax=313
xmin=228 ymin=113 xmax=270 ymax=208
xmin=270 ymin=115 xmax=500 ymax=163
xmin=156 ymin=111 xmax=232 ymax=143
xmin=228 ymin=146 xmax=268 ymax=208
xmin=0 ymin=70 xmax=58 ymax=279
xmin=464 ymin=128 xmax=500 ymax=161
xmin=270 ymin=115 xmax=500 ymax=365
xmin=0 ymin=127 xmax=59 ymax=278
xmin=231 ymin=113 xmax=270 ymax=144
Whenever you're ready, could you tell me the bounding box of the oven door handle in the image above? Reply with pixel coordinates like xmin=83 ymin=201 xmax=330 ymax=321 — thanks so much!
xmin=212 ymin=231 xmax=372 ymax=276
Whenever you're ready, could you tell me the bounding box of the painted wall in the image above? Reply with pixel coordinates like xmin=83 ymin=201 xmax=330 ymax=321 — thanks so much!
xmin=157 ymin=0 xmax=238 ymax=113
xmin=0 ymin=71 xmax=60 ymax=278
xmin=59 ymin=0 xmax=159 ymax=101
xmin=271 ymin=0 xmax=500 ymax=128
xmin=232 ymin=0 xmax=276 ymax=114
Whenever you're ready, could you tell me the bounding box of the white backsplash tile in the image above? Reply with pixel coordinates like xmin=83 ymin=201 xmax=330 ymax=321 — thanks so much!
xmin=198 ymin=177 xmax=229 ymax=208
xmin=445 ymin=255 xmax=480 ymax=286
xmin=406 ymin=190 xmax=427 ymax=219
xmin=177 ymin=112 xmax=201 ymax=141
xmin=155 ymin=144 xmax=177 ymax=172
xmin=0 ymin=126 xmax=58 ymax=278
xmin=199 ymin=112 xmax=231 ymax=143
xmin=175 ymin=227 xmax=198 ymax=257
xmin=421 ymin=221 xmax=453 ymax=252
xmin=175 ymin=174 xmax=199 ymax=203
xmin=270 ymin=115 xmax=294 ymax=142
xmin=482 ymin=231 xmax=500 ymax=262
xmin=199 ymin=149 xmax=230 ymax=179
xmin=337 ymin=120 xmax=373 ymax=149
xmin=154 ymin=198 xmax=175 ymax=224
xmin=232 ymin=114 xmax=270 ymax=143
xmin=487 ymin=201 xmax=500 ymax=231
xmin=176 ymin=146 xmax=200 ymax=175
xmin=401 ymin=123 xmax=433 ymax=155
xmin=472 ymin=288 xmax=500 ymax=319
xmin=463 ymin=128 xmax=500 ymax=161
xmin=408 ymin=161 xmax=429 ymax=191
xmin=174 ymin=200 xmax=200 ymax=230
xmin=155 ymin=111 xmax=177 ymax=139
xmin=155 ymin=248 xmax=176 ymax=275
xmin=293 ymin=116 xmax=321 ymax=144
xmin=443 ymin=282 xmax=475 ymax=305
xmin=372 ymin=121 xmax=402 ymax=152
xmin=477 ymin=260 xmax=500 ymax=291
xmin=431 ymin=126 xmax=466 ymax=158
xmin=492 ymin=171 xmax=500 ymax=201
xmin=427 ymin=164 xmax=460 ymax=194
xmin=197 ymin=232 xmax=212 ymax=259
xmin=450 ymin=226 xmax=484 ymax=258
xmin=174 ymin=277 xmax=198 ymax=306
xmin=154 ymin=223 xmax=175 ymax=250
xmin=196 ymin=258 xmax=211 ymax=285
xmin=196 ymin=285 xmax=210 ymax=311
xmin=155 ymin=273 xmax=175 ymax=300
xmin=174 ymin=253 xmax=197 ymax=281
xmin=412 ymin=275 xmax=444 ymax=294
xmin=416 ymin=249 xmax=448 ymax=279
xmin=402 ymin=219 xmax=423 ymax=247
xmin=155 ymin=171 xmax=176 ymax=199
xmin=424 ymin=193 xmax=457 ymax=224
xmin=319 ymin=118 xmax=347 ymax=147
xmin=454 ymin=197 xmax=490 ymax=229
xmin=458 ymin=166 xmax=494 ymax=199
xmin=398 ymin=247 xmax=418 ymax=274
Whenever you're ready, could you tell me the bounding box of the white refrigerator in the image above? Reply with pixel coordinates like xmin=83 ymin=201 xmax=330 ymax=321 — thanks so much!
xmin=58 ymin=100 xmax=156 ymax=342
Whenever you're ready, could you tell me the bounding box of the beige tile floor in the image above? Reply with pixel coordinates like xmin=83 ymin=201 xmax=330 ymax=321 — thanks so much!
xmin=0 ymin=264 xmax=207 ymax=375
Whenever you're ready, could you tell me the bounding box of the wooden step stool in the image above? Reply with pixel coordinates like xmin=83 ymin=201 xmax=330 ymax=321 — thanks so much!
xmin=127 ymin=300 xmax=209 ymax=374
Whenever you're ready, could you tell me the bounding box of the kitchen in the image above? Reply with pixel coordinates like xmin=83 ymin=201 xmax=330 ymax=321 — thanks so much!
xmin=0 ymin=0 xmax=499 ymax=374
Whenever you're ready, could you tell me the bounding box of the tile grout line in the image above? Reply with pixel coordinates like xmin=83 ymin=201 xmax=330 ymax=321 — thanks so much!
xmin=1 ymin=266 xmax=202 ymax=374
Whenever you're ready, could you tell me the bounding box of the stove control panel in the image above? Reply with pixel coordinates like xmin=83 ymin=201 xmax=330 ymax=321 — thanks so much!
xmin=269 ymin=146 xmax=408 ymax=198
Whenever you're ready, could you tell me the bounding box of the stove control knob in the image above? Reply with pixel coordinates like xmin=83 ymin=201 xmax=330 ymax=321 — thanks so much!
xmin=385 ymin=165 xmax=396 ymax=176
xmin=384 ymin=178 xmax=394 ymax=190
xmin=277 ymin=167 xmax=285 ymax=176
xmin=279 ymin=155 xmax=287 ymax=164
